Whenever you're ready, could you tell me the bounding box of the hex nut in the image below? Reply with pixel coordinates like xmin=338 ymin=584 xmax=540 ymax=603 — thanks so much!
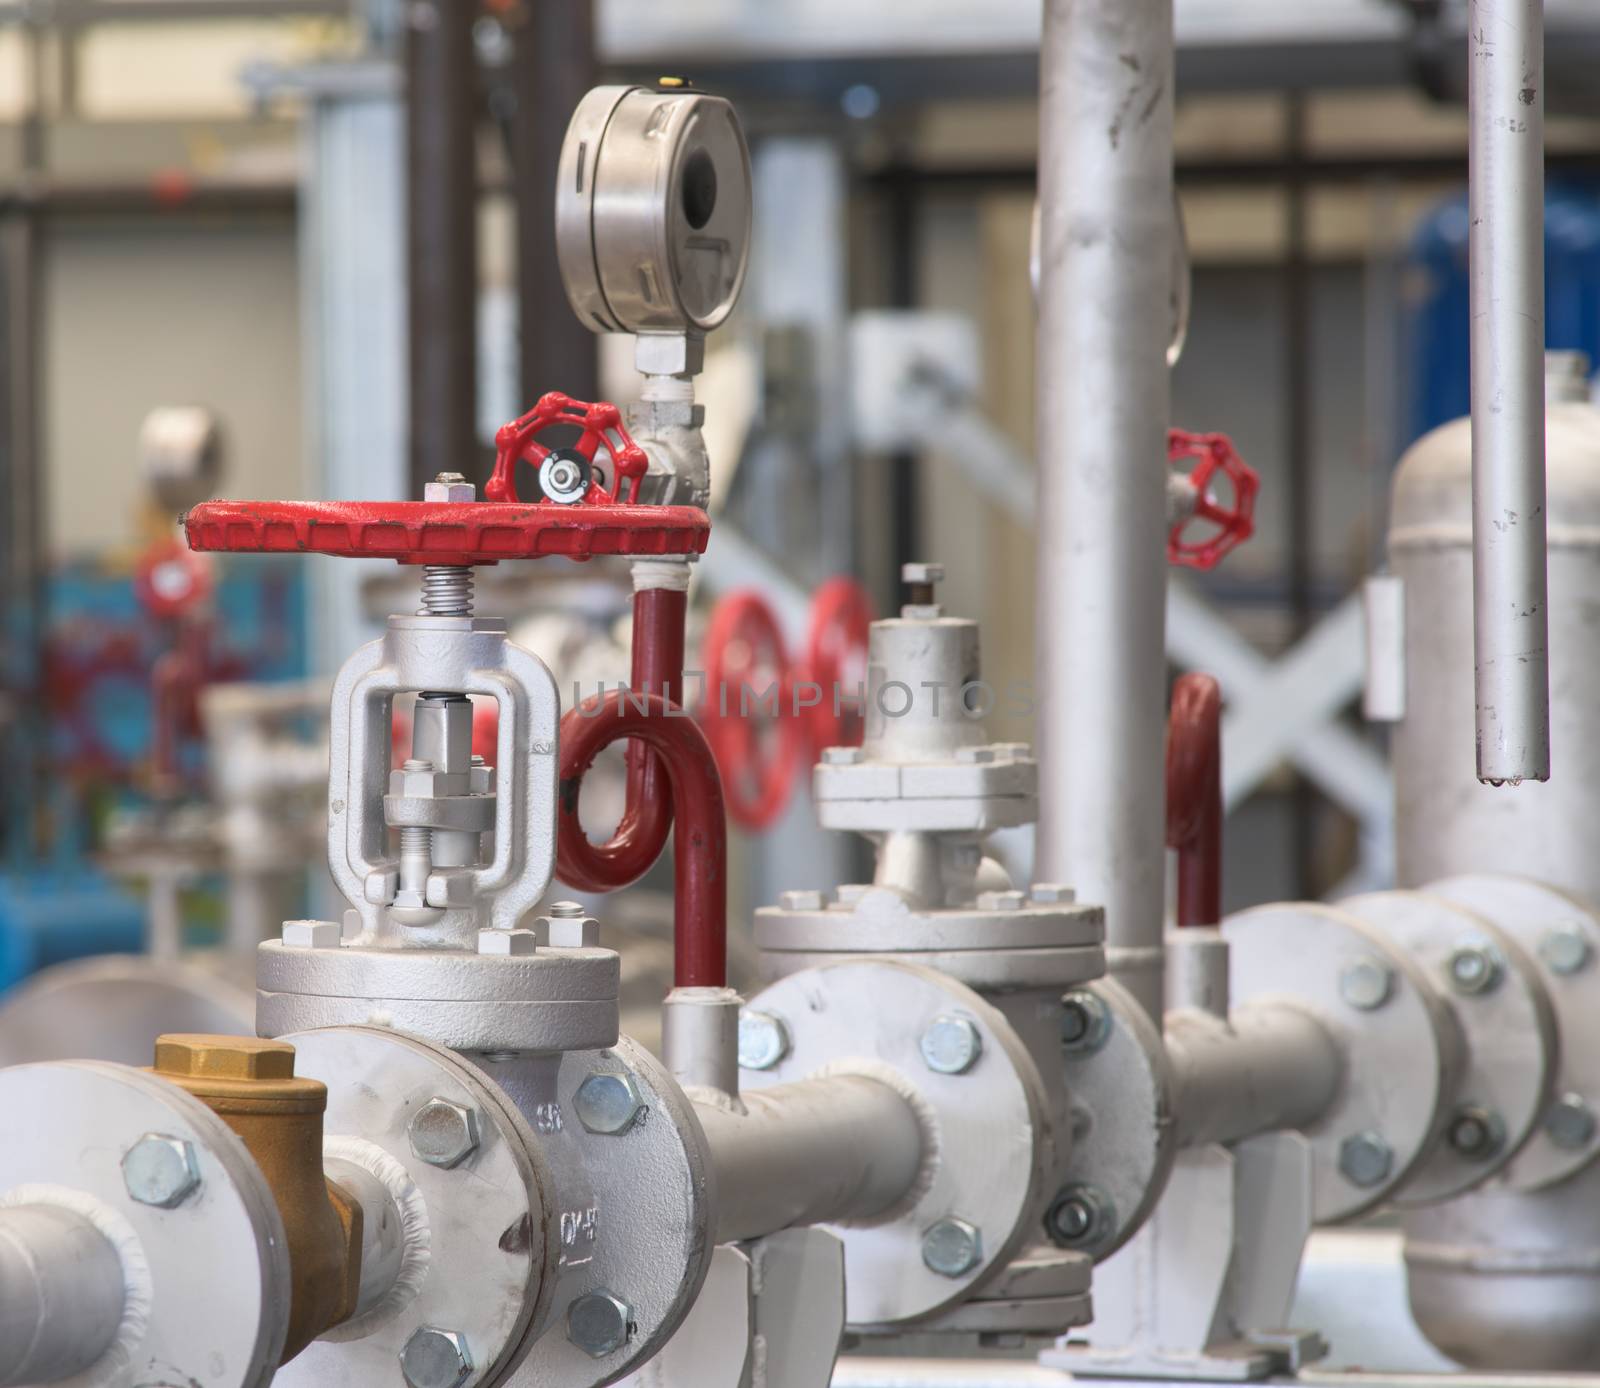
xmin=400 ymin=1325 xmax=474 ymax=1388
xmin=1446 ymin=940 xmax=1504 ymax=996
xmin=921 ymin=1216 xmax=982 ymax=1277
xmin=574 ymin=1072 xmax=644 ymax=1135
xmin=956 ymin=745 xmax=997 ymax=764
xmin=567 ymin=1289 xmax=632 ymax=1358
xmin=1540 ymin=924 xmax=1592 ymax=976
xmin=737 ymin=1010 xmax=790 ymax=1071
xmin=544 ymin=911 xmax=601 ymax=948
xmin=1045 ymin=1184 xmax=1116 ymax=1250
xmin=821 ymin=746 xmax=862 ymax=766
xmin=282 ymin=919 xmax=343 ymax=949
xmin=919 ymin=1014 xmax=983 ymax=1075
xmin=1338 ymin=1130 xmax=1394 ymax=1188
xmin=1545 ymin=1092 xmax=1597 ymax=1150
xmin=122 ymin=1133 xmax=202 ymax=1208
xmin=389 ymin=765 xmax=456 ymax=798
xmin=976 ymin=889 xmax=1025 ymax=912
xmin=1447 ymin=1106 xmax=1506 ymax=1161
xmin=901 ymin=562 xmax=946 ymax=586
xmin=364 ymin=869 xmax=399 ymax=905
xmin=779 ymin=888 xmax=826 ymax=911
xmin=1339 ymin=956 xmax=1394 ymax=1011
xmin=424 ymin=473 xmax=476 ymax=505
xmin=1060 ymin=989 xmax=1113 ymax=1055
xmin=1031 ymin=882 xmax=1077 ymax=904
xmin=477 ymin=927 xmax=537 ymax=956
xmin=409 ymin=1099 xmax=481 ymax=1168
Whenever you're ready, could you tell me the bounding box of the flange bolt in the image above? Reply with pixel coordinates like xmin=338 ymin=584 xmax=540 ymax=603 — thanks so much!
xmin=568 ymin=1290 xmax=633 ymax=1357
xmin=1045 ymin=1184 xmax=1116 ymax=1251
xmin=921 ymin=1216 xmax=982 ymax=1277
xmin=919 ymin=1015 xmax=982 ymax=1075
xmin=1338 ymin=1130 xmax=1394 ymax=1188
xmin=737 ymin=1010 xmax=790 ymax=1071
xmin=122 ymin=1133 xmax=202 ymax=1208
xmin=400 ymin=1326 xmax=473 ymax=1388
xmin=1060 ymin=989 xmax=1112 ymax=1055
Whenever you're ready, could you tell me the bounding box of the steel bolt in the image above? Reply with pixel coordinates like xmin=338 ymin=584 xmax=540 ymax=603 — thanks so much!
xmin=1338 ymin=1130 xmax=1395 ymax=1188
xmin=921 ymin=1216 xmax=982 ymax=1277
xmin=919 ymin=1014 xmax=983 ymax=1075
xmin=1060 ymin=989 xmax=1113 ymax=1055
xmin=1540 ymin=923 xmax=1592 ymax=976
xmin=549 ymin=900 xmax=585 ymax=918
xmin=821 ymin=746 xmax=862 ymax=766
xmin=408 ymin=1099 xmax=481 ymax=1168
xmin=901 ymin=562 xmax=946 ymax=587
xmin=423 ymin=472 xmax=475 ymax=505
xmin=1446 ymin=940 xmax=1504 ymax=996
xmin=1031 ymin=883 xmax=1077 ymax=904
xmin=574 ymin=1072 xmax=644 ymax=1134
xmin=122 ymin=1133 xmax=202 ymax=1208
xmin=400 ymin=1325 xmax=473 ymax=1388
xmin=1447 ymin=1106 xmax=1505 ymax=1161
xmin=1545 ymin=1092 xmax=1597 ymax=1150
xmin=779 ymin=889 xmax=825 ymax=911
xmin=1339 ymin=956 xmax=1394 ymax=1011
xmin=737 ymin=1010 xmax=790 ymax=1071
xmin=1044 ymin=1184 xmax=1116 ymax=1250
xmin=976 ymin=889 xmax=1025 ymax=911
xmin=567 ymin=1289 xmax=632 ymax=1358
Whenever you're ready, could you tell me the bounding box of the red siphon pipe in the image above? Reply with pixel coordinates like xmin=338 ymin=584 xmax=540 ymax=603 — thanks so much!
xmin=1165 ymin=672 xmax=1223 ymax=928
xmin=554 ymin=585 xmax=686 ymax=892
xmin=557 ymin=689 xmax=727 ymax=988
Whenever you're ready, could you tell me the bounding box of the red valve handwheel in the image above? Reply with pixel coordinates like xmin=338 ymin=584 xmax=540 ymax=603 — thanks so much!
xmin=802 ymin=576 xmax=873 ymax=751
xmin=1167 ymin=428 xmax=1259 ymax=570
xmin=487 ymin=392 xmax=650 ymax=506
xmin=135 ymin=537 xmax=214 ymax=620
xmin=183 ymin=396 xmax=707 ymax=566
xmin=700 ymin=592 xmax=804 ymax=832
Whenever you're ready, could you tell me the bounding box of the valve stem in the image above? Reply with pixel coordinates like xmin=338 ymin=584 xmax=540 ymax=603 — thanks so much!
xmin=419 ymin=564 xmax=474 ymax=617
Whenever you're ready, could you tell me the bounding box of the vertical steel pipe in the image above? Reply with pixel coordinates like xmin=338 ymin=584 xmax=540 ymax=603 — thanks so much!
xmin=405 ymin=0 xmax=479 ymax=494
xmin=1469 ymin=0 xmax=1549 ymax=785
xmin=1034 ymin=0 xmax=1174 ymax=1017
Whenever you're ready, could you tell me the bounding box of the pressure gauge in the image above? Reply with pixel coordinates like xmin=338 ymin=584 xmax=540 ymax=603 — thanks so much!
xmin=556 ymin=83 xmax=752 ymax=337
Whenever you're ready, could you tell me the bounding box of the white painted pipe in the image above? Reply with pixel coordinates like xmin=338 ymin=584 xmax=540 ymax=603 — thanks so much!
xmin=696 ymin=1074 xmax=923 ymax=1244
xmin=1469 ymin=0 xmax=1549 ymax=785
xmin=1033 ymin=0 xmax=1174 ymax=1019
xmin=0 ymin=1204 xmax=125 ymax=1385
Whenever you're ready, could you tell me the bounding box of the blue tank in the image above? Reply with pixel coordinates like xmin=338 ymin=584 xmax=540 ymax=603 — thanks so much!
xmin=1404 ymin=180 xmax=1600 ymax=444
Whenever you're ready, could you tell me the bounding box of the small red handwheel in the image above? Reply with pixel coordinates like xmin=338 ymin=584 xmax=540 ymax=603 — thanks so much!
xmin=1167 ymin=428 xmax=1259 ymax=570
xmin=700 ymin=591 xmax=803 ymax=832
xmin=801 ymin=577 xmax=874 ymax=753
xmin=135 ymin=537 xmax=214 ymax=620
xmin=487 ymin=391 xmax=650 ymax=506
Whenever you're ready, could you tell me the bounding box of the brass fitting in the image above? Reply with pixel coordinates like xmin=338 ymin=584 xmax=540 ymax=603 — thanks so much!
xmin=152 ymin=1034 xmax=364 ymax=1362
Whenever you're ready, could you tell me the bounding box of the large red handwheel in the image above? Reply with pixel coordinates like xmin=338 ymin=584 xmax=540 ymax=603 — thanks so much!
xmin=802 ymin=577 xmax=874 ymax=753
xmin=1167 ymin=428 xmax=1259 ymax=570
xmin=700 ymin=591 xmax=803 ymax=831
xmin=486 ymin=391 xmax=650 ymax=506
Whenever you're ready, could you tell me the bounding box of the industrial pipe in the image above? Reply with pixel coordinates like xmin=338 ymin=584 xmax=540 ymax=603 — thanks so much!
xmin=557 ymin=690 xmax=727 ymax=988
xmin=0 ymin=1204 xmax=125 ymax=1385
xmin=694 ymin=1074 xmax=925 ymax=1244
xmin=555 ymin=580 xmax=686 ymax=892
xmin=1166 ymin=673 xmax=1223 ymax=928
xmin=1469 ymin=0 xmax=1549 ymax=785
xmin=1033 ymin=0 xmax=1175 ymax=1018
xmin=1165 ymin=1003 xmax=1341 ymax=1149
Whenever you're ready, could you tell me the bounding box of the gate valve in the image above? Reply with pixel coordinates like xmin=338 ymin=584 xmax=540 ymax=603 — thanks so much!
xmin=1166 ymin=428 xmax=1259 ymax=570
xmin=486 ymin=391 xmax=651 ymax=507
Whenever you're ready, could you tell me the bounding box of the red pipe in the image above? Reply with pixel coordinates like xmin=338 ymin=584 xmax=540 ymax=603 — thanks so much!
xmin=557 ymin=689 xmax=727 ymax=988
xmin=554 ymin=586 xmax=685 ymax=892
xmin=1165 ymin=672 xmax=1223 ymax=928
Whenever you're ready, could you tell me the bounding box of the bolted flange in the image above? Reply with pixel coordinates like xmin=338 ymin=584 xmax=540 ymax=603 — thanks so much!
xmin=1446 ymin=1105 xmax=1506 ymax=1161
xmin=1044 ymin=1184 xmax=1116 ymax=1251
xmin=919 ymin=1015 xmax=983 ymax=1075
xmin=1446 ymin=939 xmax=1504 ymax=996
xmin=1545 ymin=1092 xmax=1597 ymax=1150
xmin=1339 ymin=955 xmax=1394 ymax=1011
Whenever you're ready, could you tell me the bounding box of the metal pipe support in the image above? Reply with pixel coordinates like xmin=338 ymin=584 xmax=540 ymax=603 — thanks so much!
xmin=0 ymin=1204 xmax=125 ymax=1386
xmin=694 ymin=1074 xmax=924 ymax=1244
xmin=1469 ymin=0 xmax=1549 ymax=784
xmin=1166 ymin=1001 xmax=1341 ymax=1149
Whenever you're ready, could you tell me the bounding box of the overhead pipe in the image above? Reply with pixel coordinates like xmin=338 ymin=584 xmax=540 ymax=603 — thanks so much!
xmin=1469 ymin=0 xmax=1549 ymax=785
xmin=1034 ymin=0 xmax=1174 ymax=1018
